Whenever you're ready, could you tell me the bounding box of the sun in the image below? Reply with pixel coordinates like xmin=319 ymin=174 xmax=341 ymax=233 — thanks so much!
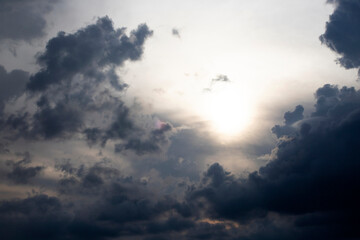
xmin=205 ymin=85 xmax=254 ymax=138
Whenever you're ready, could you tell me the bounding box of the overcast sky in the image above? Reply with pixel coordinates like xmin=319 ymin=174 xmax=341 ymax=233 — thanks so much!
xmin=1 ymin=0 xmax=360 ymax=239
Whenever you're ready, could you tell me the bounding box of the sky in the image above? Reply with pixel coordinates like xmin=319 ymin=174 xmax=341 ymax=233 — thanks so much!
xmin=0 ymin=0 xmax=360 ymax=239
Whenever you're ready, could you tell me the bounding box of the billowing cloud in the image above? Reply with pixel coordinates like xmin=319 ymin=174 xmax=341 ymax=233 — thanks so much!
xmin=320 ymin=0 xmax=360 ymax=72
xmin=188 ymin=84 xmax=360 ymax=239
xmin=0 ymin=17 xmax=163 ymax=156
xmin=27 ymin=16 xmax=152 ymax=91
xmin=0 ymin=159 xmax=199 ymax=240
xmin=271 ymin=105 xmax=304 ymax=138
xmin=1 ymin=0 xmax=360 ymax=239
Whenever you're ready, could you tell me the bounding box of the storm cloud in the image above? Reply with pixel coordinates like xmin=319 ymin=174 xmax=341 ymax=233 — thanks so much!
xmin=27 ymin=16 xmax=152 ymax=91
xmin=1 ymin=0 xmax=360 ymax=239
xmin=188 ymin=84 xmax=360 ymax=239
xmin=320 ymin=0 xmax=360 ymax=72
xmin=271 ymin=105 xmax=304 ymax=138
xmin=1 ymin=16 xmax=159 ymax=151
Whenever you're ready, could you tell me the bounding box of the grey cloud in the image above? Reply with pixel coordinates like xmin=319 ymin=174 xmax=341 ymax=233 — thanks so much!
xmin=204 ymin=74 xmax=230 ymax=92
xmin=115 ymin=122 xmax=173 ymax=155
xmin=1 ymin=17 xmax=154 ymax=145
xmin=0 ymin=159 xmax=238 ymax=240
xmin=0 ymin=16 xmax=170 ymax=157
xmin=21 ymin=17 xmax=154 ymax=146
xmin=320 ymin=0 xmax=360 ymax=72
xmin=212 ymin=74 xmax=230 ymax=83
xmin=27 ymin=16 xmax=152 ymax=92
xmin=32 ymin=102 xmax=83 ymax=139
xmin=148 ymin=128 xmax=218 ymax=181
xmin=6 ymin=82 xmax=360 ymax=240
xmin=172 ymin=28 xmax=181 ymax=38
xmin=271 ymin=105 xmax=304 ymax=138
xmin=0 ymin=0 xmax=58 ymax=41
xmin=0 ymin=65 xmax=28 ymax=116
xmin=2 ymin=152 xmax=44 ymax=184
xmin=0 ymin=157 xmax=235 ymax=240
xmin=283 ymin=105 xmax=304 ymax=125
xmin=188 ymin=84 xmax=360 ymax=239
xmin=0 ymin=65 xmax=28 ymax=103
xmin=103 ymin=106 xmax=135 ymax=143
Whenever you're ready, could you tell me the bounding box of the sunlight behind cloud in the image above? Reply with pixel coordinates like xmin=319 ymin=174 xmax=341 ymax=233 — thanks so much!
xmin=205 ymin=85 xmax=254 ymax=138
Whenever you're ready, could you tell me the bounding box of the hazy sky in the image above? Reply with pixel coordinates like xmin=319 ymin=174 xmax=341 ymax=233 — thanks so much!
xmin=1 ymin=0 xmax=360 ymax=239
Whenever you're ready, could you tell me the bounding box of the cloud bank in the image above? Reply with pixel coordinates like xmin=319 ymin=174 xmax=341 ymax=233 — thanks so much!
xmin=0 ymin=1 xmax=360 ymax=239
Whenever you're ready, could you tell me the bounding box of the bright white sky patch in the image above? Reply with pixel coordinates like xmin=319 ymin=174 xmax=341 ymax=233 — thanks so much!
xmin=204 ymin=85 xmax=255 ymax=137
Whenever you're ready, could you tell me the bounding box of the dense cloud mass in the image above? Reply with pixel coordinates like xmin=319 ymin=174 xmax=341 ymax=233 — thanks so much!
xmin=0 ymin=160 xmax=197 ymax=240
xmin=0 ymin=0 xmax=58 ymax=41
xmin=320 ymin=0 xmax=360 ymax=72
xmin=0 ymin=16 xmax=166 ymax=155
xmin=271 ymin=105 xmax=304 ymax=138
xmin=189 ymin=84 xmax=360 ymax=239
xmin=27 ymin=16 xmax=152 ymax=91
xmin=1 ymin=0 xmax=360 ymax=239
xmin=2 ymin=84 xmax=360 ymax=239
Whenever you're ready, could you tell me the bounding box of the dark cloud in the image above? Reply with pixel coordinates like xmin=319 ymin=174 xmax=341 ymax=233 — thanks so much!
xmin=5 ymin=152 xmax=44 ymax=184
xmin=1 ymin=112 xmax=30 ymax=140
xmin=115 ymin=122 xmax=173 ymax=155
xmin=84 ymin=108 xmax=175 ymax=155
xmin=0 ymin=0 xmax=58 ymax=41
xmin=0 ymin=152 xmax=44 ymax=184
xmin=0 ymin=65 xmax=28 ymax=115
xmin=22 ymin=16 xmax=156 ymax=147
xmin=3 ymin=0 xmax=360 ymax=239
xmin=0 ymin=142 xmax=9 ymax=153
xmin=320 ymin=0 xmax=360 ymax=72
xmin=0 ymin=158 xmax=245 ymax=240
xmin=0 ymin=193 xmax=195 ymax=240
xmin=3 ymin=85 xmax=360 ymax=240
xmin=283 ymin=105 xmax=304 ymax=125
xmin=0 ymin=194 xmax=68 ymax=240
xmin=103 ymin=106 xmax=135 ymax=143
xmin=0 ymin=65 xmax=28 ymax=103
xmin=146 ymin=217 xmax=195 ymax=234
xmin=271 ymin=105 xmax=304 ymax=138
xmin=188 ymin=84 xmax=360 ymax=239
xmin=1 ymin=17 xmax=155 ymax=146
xmin=0 ymin=15 xmax=170 ymax=161
xmin=0 ymin=160 xmax=199 ymax=240
xmin=32 ymin=102 xmax=83 ymax=139
xmin=27 ymin=16 xmax=152 ymax=91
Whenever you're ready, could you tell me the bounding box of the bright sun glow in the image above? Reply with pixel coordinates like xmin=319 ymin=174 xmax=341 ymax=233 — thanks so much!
xmin=205 ymin=86 xmax=254 ymax=138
